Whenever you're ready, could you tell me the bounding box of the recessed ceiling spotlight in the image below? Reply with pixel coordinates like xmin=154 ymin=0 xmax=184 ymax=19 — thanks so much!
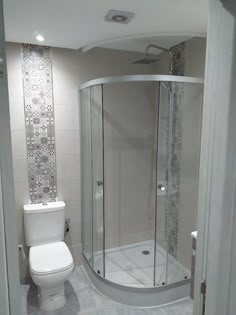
xmin=36 ymin=34 xmax=45 ymax=42
xmin=105 ymin=10 xmax=135 ymax=24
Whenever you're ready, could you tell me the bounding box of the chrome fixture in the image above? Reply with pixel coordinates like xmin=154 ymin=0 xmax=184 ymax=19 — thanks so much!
xmin=96 ymin=180 xmax=103 ymax=187
xmin=132 ymin=44 xmax=174 ymax=74
xmin=65 ymin=218 xmax=70 ymax=235
xmin=158 ymin=184 xmax=166 ymax=192
xmin=105 ymin=10 xmax=135 ymax=24
xmin=18 ymin=244 xmax=26 ymax=261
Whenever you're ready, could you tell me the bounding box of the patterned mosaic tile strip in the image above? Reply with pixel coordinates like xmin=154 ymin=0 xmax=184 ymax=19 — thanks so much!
xmin=165 ymin=43 xmax=185 ymax=258
xmin=171 ymin=42 xmax=185 ymax=76
xmin=22 ymin=44 xmax=57 ymax=204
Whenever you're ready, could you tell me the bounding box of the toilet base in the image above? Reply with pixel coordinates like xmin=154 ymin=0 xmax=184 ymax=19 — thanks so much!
xmin=38 ymin=285 xmax=66 ymax=311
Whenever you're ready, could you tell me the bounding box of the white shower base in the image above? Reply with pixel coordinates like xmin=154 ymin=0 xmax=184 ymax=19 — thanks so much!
xmin=94 ymin=240 xmax=190 ymax=288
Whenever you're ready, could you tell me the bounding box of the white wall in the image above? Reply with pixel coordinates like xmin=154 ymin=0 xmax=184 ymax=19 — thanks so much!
xmin=185 ymin=37 xmax=207 ymax=77
xmin=154 ymin=37 xmax=206 ymax=77
xmin=0 ymin=1 xmax=20 ymax=310
xmin=194 ymin=1 xmax=236 ymax=315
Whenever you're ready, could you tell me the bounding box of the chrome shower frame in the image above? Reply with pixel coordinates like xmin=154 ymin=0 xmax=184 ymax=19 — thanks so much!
xmin=80 ymin=75 xmax=203 ymax=90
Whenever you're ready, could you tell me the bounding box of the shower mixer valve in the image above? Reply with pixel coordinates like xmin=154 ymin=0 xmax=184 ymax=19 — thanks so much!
xmin=158 ymin=184 xmax=166 ymax=192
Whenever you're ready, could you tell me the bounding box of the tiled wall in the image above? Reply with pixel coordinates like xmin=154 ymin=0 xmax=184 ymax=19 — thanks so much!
xmin=22 ymin=45 xmax=57 ymax=204
xmin=6 ymin=43 xmax=156 ymax=282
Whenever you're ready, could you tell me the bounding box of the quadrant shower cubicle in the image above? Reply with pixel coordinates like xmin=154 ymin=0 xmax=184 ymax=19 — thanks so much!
xmin=80 ymin=75 xmax=203 ymax=303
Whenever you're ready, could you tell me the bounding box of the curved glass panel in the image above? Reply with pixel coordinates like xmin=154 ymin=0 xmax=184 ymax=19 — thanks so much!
xmin=80 ymin=75 xmax=203 ymax=290
xmin=80 ymin=88 xmax=93 ymax=264
xmin=103 ymin=81 xmax=157 ymax=287
xmin=91 ymin=85 xmax=104 ymax=277
xmin=155 ymin=82 xmax=203 ymax=286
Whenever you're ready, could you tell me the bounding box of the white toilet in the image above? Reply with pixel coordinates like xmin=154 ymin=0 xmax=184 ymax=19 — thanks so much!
xmin=24 ymin=201 xmax=74 ymax=311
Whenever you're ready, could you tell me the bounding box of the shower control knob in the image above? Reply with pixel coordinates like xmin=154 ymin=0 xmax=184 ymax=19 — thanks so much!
xmin=158 ymin=184 xmax=166 ymax=192
xmin=97 ymin=180 xmax=103 ymax=187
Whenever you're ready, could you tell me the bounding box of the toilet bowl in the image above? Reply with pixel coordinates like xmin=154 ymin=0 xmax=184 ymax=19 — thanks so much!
xmin=30 ymin=242 xmax=74 ymax=310
xmin=24 ymin=201 xmax=74 ymax=311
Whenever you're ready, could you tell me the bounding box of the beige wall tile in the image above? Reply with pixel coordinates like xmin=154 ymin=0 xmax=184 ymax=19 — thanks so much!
xmin=9 ymin=102 xmax=25 ymax=131
xmin=55 ymin=105 xmax=79 ymax=131
xmin=56 ymin=130 xmax=80 ymax=155
xmin=12 ymin=157 xmax=27 ymax=182
xmin=57 ymin=179 xmax=80 ymax=202
xmin=57 ymin=154 xmax=80 ymax=181
xmin=11 ymin=131 xmax=27 ymax=158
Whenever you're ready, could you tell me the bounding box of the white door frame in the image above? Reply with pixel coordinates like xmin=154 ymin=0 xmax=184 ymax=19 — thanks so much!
xmin=194 ymin=0 xmax=236 ymax=314
xmin=0 ymin=0 xmax=20 ymax=313
xmin=0 ymin=168 xmax=10 ymax=315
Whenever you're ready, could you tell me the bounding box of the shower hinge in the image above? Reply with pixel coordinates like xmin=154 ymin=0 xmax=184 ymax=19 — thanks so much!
xmin=201 ymin=280 xmax=207 ymax=315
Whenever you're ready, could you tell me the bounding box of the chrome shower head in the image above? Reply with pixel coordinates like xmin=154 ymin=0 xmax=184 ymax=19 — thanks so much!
xmin=132 ymin=44 xmax=173 ymax=74
xmin=132 ymin=57 xmax=160 ymax=64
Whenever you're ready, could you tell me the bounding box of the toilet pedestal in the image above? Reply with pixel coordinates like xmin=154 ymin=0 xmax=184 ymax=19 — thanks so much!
xmin=38 ymin=285 xmax=66 ymax=311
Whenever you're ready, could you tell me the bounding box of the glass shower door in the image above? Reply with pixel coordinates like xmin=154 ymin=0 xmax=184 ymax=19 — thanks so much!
xmin=80 ymin=88 xmax=93 ymax=265
xmin=155 ymin=81 xmax=186 ymax=286
xmin=81 ymin=85 xmax=105 ymax=275
xmin=155 ymin=81 xmax=203 ymax=286
xmin=164 ymin=81 xmax=184 ymax=285
xmin=155 ymin=82 xmax=169 ymax=286
xmin=103 ymin=81 xmax=157 ymax=287
xmin=165 ymin=82 xmax=203 ymax=285
xmin=91 ymin=85 xmax=105 ymax=277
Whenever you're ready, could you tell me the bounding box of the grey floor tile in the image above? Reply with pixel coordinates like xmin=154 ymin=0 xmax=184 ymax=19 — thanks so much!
xmin=21 ymin=266 xmax=193 ymax=315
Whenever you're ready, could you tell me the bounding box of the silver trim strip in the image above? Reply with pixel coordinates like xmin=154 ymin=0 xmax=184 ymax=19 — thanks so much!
xmin=80 ymin=75 xmax=204 ymax=90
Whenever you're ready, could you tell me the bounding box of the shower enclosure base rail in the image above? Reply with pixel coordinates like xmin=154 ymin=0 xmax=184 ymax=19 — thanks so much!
xmin=83 ymin=255 xmax=190 ymax=307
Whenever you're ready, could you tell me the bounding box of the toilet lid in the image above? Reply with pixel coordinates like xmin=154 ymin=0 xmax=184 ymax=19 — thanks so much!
xmin=30 ymin=242 xmax=74 ymax=276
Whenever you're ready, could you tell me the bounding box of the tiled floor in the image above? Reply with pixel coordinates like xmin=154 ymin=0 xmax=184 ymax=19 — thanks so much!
xmin=21 ymin=266 xmax=193 ymax=315
xmin=94 ymin=240 xmax=190 ymax=287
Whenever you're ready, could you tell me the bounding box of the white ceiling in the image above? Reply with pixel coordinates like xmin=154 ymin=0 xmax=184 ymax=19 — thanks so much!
xmin=3 ymin=0 xmax=208 ymax=52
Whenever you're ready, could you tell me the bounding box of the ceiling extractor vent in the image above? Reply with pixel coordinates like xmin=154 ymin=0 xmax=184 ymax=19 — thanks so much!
xmin=105 ymin=10 xmax=135 ymax=24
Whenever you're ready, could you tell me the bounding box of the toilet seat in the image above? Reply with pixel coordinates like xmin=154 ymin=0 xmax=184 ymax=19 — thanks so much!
xmin=30 ymin=241 xmax=74 ymax=276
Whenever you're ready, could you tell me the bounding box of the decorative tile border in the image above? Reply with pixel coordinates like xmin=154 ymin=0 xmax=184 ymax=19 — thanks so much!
xmin=22 ymin=44 xmax=57 ymax=204
xmin=171 ymin=42 xmax=185 ymax=76
xmin=166 ymin=43 xmax=185 ymax=258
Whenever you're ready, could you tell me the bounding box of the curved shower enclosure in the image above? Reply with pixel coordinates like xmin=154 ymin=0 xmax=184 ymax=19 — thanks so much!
xmin=80 ymin=75 xmax=203 ymax=306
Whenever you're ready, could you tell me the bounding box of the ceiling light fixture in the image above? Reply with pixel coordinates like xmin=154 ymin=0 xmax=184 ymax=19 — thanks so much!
xmin=36 ymin=34 xmax=45 ymax=42
xmin=105 ymin=10 xmax=135 ymax=24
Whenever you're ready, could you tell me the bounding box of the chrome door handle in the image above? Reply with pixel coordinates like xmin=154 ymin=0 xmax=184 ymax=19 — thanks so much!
xmin=96 ymin=180 xmax=103 ymax=187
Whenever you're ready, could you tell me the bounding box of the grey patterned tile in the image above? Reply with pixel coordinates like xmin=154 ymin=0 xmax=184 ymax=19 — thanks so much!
xmin=171 ymin=42 xmax=185 ymax=76
xmin=22 ymin=44 xmax=57 ymax=204
xmin=162 ymin=42 xmax=185 ymax=259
